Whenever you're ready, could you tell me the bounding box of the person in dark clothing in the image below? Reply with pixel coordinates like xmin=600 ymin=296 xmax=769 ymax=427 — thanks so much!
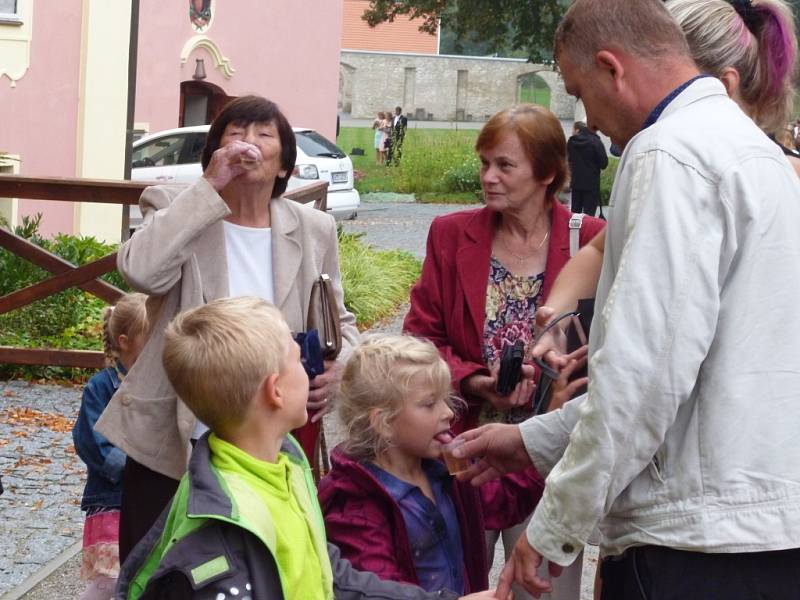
xmin=567 ymin=121 xmax=608 ymax=217
xmin=387 ymin=106 xmax=408 ymax=165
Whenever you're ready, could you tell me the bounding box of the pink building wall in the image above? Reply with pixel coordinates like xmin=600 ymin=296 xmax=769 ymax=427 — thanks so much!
xmin=136 ymin=0 xmax=344 ymax=140
xmin=0 ymin=2 xmax=83 ymax=237
xmin=1 ymin=1 xmax=344 ymax=237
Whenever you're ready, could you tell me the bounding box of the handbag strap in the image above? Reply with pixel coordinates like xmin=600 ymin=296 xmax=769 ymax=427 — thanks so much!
xmin=319 ymin=274 xmax=336 ymax=354
xmin=569 ymin=213 xmax=585 ymax=257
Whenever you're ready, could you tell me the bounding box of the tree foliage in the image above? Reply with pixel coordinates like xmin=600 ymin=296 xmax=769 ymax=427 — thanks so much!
xmin=361 ymin=0 xmax=568 ymax=63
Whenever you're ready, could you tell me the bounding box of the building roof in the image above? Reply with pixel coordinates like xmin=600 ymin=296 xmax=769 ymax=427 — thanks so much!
xmin=342 ymin=0 xmax=438 ymax=54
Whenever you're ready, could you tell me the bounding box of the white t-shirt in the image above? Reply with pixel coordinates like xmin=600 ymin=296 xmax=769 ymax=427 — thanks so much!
xmin=193 ymin=220 xmax=274 ymax=439
xmin=223 ymin=220 xmax=274 ymax=302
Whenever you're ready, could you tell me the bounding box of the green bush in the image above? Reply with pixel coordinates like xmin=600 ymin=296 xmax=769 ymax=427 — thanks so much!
xmin=338 ymin=127 xmax=480 ymax=197
xmin=442 ymin=154 xmax=481 ymax=193
xmin=338 ymin=229 xmax=421 ymax=327
xmin=0 ymin=217 xmax=421 ymax=380
xmin=0 ymin=214 xmax=127 ymax=380
xmin=600 ymin=157 xmax=619 ymax=206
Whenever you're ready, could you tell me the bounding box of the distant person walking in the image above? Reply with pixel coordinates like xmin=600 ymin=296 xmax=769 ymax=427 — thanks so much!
xmin=388 ymin=106 xmax=408 ymax=165
xmin=567 ymin=122 xmax=607 ymax=217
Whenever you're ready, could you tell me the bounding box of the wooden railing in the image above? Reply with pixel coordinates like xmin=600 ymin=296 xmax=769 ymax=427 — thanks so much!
xmin=0 ymin=175 xmax=328 ymax=368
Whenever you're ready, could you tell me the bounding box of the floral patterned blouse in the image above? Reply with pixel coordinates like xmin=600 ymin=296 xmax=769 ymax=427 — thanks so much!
xmin=480 ymin=256 xmax=544 ymax=424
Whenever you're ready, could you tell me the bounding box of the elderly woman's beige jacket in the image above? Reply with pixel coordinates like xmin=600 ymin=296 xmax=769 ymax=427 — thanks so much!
xmin=96 ymin=177 xmax=358 ymax=480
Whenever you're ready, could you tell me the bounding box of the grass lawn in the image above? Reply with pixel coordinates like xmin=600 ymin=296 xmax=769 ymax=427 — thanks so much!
xmin=337 ymin=126 xmax=481 ymax=201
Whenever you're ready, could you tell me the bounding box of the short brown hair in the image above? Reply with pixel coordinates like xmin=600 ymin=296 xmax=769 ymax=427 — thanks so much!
xmin=337 ymin=335 xmax=454 ymax=462
xmin=475 ymin=104 xmax=568 ymax=200
xmin=201 ymin=95 xmax=296 ymax=198
xmin=162 ymin=297 xmax=291 ymax=435
xmin=554 ymin=0 xmax=691 ymax=69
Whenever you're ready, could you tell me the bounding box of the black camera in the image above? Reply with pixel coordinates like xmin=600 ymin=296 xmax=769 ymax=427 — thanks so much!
xmin=496 ymin=339 xmax=525 ymax=396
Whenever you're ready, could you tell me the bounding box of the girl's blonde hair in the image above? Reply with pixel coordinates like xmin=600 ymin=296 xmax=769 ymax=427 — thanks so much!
xmin=102 ymin=292 xmax=149 ymax=365
xmin=338 ymin=335 xmax=455 ymax=461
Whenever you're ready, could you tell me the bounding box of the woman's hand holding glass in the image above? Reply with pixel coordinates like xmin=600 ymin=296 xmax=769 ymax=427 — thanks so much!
xmin=202 ymin=141 xmax=262 ymax=191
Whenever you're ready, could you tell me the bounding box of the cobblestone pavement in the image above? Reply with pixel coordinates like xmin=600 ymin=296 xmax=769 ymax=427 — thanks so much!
xmin=0 ymin=381 xmax=84 ymax=597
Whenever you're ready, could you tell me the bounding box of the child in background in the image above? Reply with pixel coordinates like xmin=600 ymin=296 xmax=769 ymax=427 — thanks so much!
xmin=73 ymin=292 xmax=148 ymax=600
xmin=118 ymin=297 xmax=499 ymax=600
xmin=319 ymin=335 xmax=543 ymax=595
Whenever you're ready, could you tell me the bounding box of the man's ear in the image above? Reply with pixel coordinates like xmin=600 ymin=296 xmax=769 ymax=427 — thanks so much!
xmin=259 ymin=373 xmax=283 ymax=410
xmin=595 ymin=50 xmax=625 ymax=90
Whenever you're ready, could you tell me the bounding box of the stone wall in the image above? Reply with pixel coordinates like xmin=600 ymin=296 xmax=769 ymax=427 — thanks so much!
xmin=340 ymin=50 xmax=577 ymax=122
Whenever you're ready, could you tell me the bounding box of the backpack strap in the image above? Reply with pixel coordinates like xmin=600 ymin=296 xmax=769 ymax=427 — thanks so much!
xmin=569 ymin=213 xmax=585 ymax=257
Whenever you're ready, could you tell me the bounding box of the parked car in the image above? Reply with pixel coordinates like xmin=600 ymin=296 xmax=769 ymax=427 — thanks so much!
xmin=128 ymin=125 xmax=359 ymax=227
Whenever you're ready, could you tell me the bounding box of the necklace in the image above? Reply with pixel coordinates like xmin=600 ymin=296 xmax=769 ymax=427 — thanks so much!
xmin=499 ymin=230 xmax=549 ymax=264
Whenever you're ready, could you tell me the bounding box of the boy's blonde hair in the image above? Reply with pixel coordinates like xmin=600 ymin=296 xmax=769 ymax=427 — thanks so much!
xmin=162 ymin=296 xmax=291 ymax=434
xmin=103 ymin=292 xmax=148 ymax=365
xmin=338 ymin=334 xmax=455 ymax=461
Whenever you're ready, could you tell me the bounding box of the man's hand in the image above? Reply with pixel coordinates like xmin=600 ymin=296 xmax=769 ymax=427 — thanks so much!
xmin=452 ymin=423 xmax=533 ymax=485
xmin=496 ymin=535 xmax=563 ymax=599
xmin=308 ymin=360 xmax=340 ymax=423
xmin=548 ymin=345 xmax=589 ymax=413
xmin=202 ymin=141 xmax=260 ymax=191
xmin=532 ymin=306 xmax=569 ymax=369
xmin=461 ymin=363 xmax=537 ymax=411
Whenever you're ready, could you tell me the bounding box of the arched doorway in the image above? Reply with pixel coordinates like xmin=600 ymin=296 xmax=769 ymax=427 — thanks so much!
xmin=179 ymin=80 xmax=234 ymax=126
xmin=516 ymin=72 xmax=551 ymax=108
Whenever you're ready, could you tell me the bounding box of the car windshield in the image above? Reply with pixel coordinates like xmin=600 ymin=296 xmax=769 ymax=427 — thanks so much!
xmin=296 ymin=130 xmax=345 ymax=158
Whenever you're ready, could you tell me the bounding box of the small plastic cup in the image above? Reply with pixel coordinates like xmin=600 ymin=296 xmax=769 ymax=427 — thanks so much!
xmin=238 ymin=147 xmax=261 ymax=169
xmin=441 ymin=437 xmax=469 ymax=476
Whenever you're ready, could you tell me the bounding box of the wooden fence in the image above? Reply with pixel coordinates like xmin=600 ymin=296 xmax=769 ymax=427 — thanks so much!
xmin=0 ymin=175 xmax=328 ymax=368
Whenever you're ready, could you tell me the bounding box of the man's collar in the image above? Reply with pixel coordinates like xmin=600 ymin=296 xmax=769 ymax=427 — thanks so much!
xmin=641 ymin=74 xmax=712 ymax=131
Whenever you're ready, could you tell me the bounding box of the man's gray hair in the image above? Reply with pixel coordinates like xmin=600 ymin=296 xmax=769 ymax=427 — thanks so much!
xmin=555 ymin=0 xmax=692 ymax=68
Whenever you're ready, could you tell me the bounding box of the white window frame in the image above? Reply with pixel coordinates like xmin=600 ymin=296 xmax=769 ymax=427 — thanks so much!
xmin=0 ymin=0 xmax=22 ymax=26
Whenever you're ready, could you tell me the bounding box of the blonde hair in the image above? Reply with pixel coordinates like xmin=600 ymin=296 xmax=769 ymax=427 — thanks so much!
xmin=162 ymin=296 xmax=291 ymax=434
xmin=102 ymin=292 xmax=148 ymax=365
xmin=338 ymin=335 xmax=454 ymax=461
xmin=666 ymin=0 xmax=798 ymax=136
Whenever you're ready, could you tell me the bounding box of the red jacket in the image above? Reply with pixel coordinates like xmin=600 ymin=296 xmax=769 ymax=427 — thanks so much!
xmin=403 ymin=202 xmax=605 ymax=430
xmin=318 ymin=446 xmax=544 ymax=593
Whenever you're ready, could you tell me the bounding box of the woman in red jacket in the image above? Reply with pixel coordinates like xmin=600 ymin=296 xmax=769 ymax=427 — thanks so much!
xmin=403 ymin=104 xmax=605 ymax=599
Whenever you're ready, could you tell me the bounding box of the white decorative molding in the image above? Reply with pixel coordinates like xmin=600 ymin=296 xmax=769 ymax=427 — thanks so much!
xmin=0 ymin=0 xmax=32 ymax=88
xmin=180 ymin=35 xmax=235 ymax=79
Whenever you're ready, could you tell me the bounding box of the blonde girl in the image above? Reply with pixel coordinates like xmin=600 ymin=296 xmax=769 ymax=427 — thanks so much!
xmin=319 ymin=334 xmax=543 ymax=597
xmin=72 ymin=293 xmax=148 ymax=600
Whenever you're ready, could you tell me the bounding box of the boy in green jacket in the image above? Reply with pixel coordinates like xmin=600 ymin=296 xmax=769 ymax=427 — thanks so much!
xmin=116 ymin=296 xmax=496 ymax=600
